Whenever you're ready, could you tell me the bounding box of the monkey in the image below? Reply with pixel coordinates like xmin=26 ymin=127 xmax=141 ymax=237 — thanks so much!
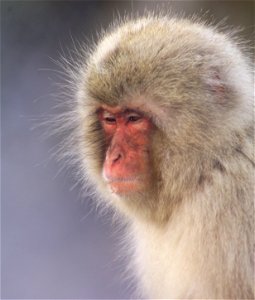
xmin=62 ymin=15 xmax=254 ymax=299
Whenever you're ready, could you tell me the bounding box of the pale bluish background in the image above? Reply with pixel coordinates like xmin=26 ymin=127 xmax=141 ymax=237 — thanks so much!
xmin=1 ymin=1 xmax=254 ymax=299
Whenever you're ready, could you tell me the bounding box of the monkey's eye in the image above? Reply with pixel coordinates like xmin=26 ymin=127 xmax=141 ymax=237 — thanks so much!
xmin=102 ymin=111 xmax=116 ymax=124
xmin=127 ymin=114 xmax=142 ymax=123
xmin=104 ymin=116 xmax=116 ymax=124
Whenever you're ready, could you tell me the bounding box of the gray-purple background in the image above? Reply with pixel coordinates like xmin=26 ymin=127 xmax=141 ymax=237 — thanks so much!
xmin=1 ymin=1 xmax=254 ymax=299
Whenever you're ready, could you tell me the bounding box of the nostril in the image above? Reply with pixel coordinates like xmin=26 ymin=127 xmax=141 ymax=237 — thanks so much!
xmin=112 ymin=153 xmax=122 ymax=163
xmin=107 ymin=144 xmax=124 ymax=164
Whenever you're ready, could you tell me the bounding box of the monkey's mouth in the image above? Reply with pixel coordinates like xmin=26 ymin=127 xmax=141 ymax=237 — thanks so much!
xmin=105 ymin=177 xmax=145 ymax=194
xmin=106 ymin=177 xmax=139 ymax=183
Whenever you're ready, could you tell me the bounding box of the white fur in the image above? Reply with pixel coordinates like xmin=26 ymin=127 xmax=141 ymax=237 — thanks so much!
xmin=70 ymin=15 xmax=254 ymax=299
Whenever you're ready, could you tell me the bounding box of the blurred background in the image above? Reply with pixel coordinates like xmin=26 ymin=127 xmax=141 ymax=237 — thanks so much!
xmin=1 ymin=1 xmax=254 ymax=299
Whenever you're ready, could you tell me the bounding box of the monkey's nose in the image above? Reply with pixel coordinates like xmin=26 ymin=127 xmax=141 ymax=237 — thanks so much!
xmin=107 ymin=145 xmax=124 ymax=164
xmin=113 ymin=153 xmax=121 ymax=162
xmin=111 ymin=152 xmax=123 ymax=164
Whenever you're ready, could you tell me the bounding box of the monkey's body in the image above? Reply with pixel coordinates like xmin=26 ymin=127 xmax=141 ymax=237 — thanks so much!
xmin=66 ymin=15 xmax=254 ymax=299
xmin=133 ymin=156 xmax=254 ymax=298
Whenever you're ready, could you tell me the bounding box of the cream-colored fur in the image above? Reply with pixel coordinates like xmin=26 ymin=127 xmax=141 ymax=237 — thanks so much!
xmin=62 ymin=15 xmax=254 ymax=299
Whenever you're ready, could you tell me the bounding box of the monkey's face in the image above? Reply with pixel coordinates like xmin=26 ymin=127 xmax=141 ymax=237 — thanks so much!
xmin=98 ymin=105 xmax=153 ymax=195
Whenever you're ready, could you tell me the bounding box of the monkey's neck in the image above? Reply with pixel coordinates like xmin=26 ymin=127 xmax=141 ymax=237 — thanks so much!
xmin=130 ymin=181 xmax=253 ymax=299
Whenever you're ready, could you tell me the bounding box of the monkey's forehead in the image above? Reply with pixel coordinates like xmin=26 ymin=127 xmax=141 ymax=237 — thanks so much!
xmin=91 ymin=17 xmax=231 ymax=68
xmin=81 ymin=17 xmax=250 ymax=113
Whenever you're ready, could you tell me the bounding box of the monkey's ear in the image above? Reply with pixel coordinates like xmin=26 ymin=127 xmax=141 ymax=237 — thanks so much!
xmin=205 ymin=68 xmax=227 ymax=104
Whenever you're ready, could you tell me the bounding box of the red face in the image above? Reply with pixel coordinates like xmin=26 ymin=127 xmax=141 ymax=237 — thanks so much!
xmin=99 ymin=106 xmax=152 ymax=195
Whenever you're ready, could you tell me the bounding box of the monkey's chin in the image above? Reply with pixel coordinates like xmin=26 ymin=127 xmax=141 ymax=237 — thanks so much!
xmin=107 ymin=180 xmax=145 ymax=195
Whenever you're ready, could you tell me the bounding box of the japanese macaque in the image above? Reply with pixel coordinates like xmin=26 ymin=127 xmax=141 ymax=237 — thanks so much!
xmin=65 ymin=15 xmax=254 ymax=298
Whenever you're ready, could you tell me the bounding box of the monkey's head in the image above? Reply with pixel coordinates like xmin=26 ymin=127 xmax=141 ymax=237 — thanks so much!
xmin=75 ymin=16 xmax=253 ymax=223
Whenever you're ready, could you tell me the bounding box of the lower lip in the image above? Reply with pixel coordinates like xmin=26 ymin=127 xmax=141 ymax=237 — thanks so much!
xmin=107 ymin=179 xmax=142 ymax=194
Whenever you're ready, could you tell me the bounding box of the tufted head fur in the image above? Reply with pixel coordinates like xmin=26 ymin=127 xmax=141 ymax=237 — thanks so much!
xmin=55 ymin=14 xmax=254 ymax=298
xmin=73 ymin=15 xmax=253 ymax=224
